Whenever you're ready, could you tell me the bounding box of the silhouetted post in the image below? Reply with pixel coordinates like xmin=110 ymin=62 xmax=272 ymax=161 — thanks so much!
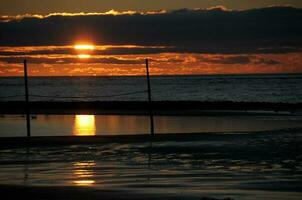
xmin=24 ymin=59 xmax=31 ymax=137
xmin=145 ymin=59 xmax=154 ymax=135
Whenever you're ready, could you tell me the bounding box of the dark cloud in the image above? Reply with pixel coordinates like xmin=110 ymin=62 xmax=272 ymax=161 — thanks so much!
xmin=0 ymin=6 xmax=302 ymax=54
xmin=0 ymin=46 xmax=301 ymax=57
xmin=200 ymin=55 xmax=251 ymax=65
xmin=0 ymin=54 xmax=282 ymax=66
xmin=0 ymin=49 xmax=71 ymax=56
xmin=199 ymin=55 xmax=282 ymax=65
xmin=0 ymin=55 xmax=186 ymax=64
xmin=0 ymin=56 xmax=145 ymax=65
xmin=255 ymin=58 xmax=281 ymax=65
xmin=0 ymin=46 xmax=175 ymax=56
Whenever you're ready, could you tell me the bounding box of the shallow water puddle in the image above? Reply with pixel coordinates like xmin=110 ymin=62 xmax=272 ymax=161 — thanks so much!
xmin=0 ymin=114 xmax=302 ymax=137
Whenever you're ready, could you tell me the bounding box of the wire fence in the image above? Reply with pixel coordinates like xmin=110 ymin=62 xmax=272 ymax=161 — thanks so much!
xmin=0 ymin=90 xmax=148 ymax=100
xmin=0 ymin=95 xmax=25 ymax=99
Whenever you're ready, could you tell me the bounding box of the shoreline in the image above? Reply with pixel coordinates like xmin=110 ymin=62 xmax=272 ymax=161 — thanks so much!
xmin=0 ymin=132 xmax=236 ymax=149
xmin=1 ymin=101 xmax=301 ymax=115
xmin=0 ymin=128 xmax=300 ymax=149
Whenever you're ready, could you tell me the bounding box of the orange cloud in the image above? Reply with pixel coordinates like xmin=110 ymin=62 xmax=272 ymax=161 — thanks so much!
xmin=0 ymin=10 xmax=167 ymax=22
xmin=0 ymin=46 xmax=301 ymax=76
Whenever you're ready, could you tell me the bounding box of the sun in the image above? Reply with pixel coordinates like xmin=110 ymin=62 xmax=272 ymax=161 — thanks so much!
xmin=74 ymin=44 xmax=95 ymax=50
xmin=78 ymin=54 xmax=91 ymax=59
xmin=74 ymin=44 xmax=95 ymax=59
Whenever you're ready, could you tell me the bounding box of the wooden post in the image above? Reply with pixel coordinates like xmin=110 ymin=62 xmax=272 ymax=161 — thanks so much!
xmin=24 ymin=59 xmax=31 ymax=137
xmin=145 ymin=59 xmax=154 ymax=135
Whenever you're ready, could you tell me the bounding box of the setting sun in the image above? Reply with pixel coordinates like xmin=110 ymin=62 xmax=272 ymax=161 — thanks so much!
xmin=78 ymin=54 xmax=91 ymax=59
xmin=75 ymin=44 xmax=94 ymax=59
xmin=74 ymin=44 xmax=95 ymax=50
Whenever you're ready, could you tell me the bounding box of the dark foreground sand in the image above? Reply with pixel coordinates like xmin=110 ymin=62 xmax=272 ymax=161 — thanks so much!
xmin=0 ymin=129 xmax=301 ymax=200
xmin=1 ymin=101 xmax=301 ymax=115
xmin=0 ymin=185 xmax=233 ymax=200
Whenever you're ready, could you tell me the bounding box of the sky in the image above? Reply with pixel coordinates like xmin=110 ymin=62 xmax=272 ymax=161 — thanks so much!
xmin=0 ymin=1 xmax=302 ymax=76
xmin=1 ymin=0 xmax=302 ymax=15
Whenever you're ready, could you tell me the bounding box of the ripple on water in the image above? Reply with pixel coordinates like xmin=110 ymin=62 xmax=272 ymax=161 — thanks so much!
xmin=0 ymin=130 xmax=301 ymax=199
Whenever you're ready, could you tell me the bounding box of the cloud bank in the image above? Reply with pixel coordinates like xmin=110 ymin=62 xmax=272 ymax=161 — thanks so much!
xmin=0 ymin=6 xmax=302 ymax=54
xmin=1 ymin=6 xmax=302 ymax=76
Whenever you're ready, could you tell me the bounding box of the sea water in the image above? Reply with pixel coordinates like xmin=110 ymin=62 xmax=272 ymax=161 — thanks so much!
xmin=1 ymin=74 xmax=302 ymax=103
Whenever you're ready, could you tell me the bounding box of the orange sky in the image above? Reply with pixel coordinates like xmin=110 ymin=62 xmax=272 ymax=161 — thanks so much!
xmin=1 ymin=6 xmax=301 ymax=76
xmin=0 ymin=45 xmax=301 ymax=76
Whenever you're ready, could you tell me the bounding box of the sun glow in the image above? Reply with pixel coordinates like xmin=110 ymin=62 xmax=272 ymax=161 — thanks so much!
xmin=78 ymin=54 xmax=91 ymax=59
xmin=74 ymin=44 xmax=94 ymax=59
xmin=74 ymin=44 xmax=95 ymax=50
xmin=73 ymin=180 xmax=95 ymax=186
xmin=73 ymin=115 xmax=96 ymax=136
xmin=72 ymin=161 xmax=96 ymax=186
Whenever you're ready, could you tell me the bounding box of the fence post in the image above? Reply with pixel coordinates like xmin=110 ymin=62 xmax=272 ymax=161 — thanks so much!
xmin=24 ymin=59 xmax=31 ymax=137
xmin=145 ymin=59 xmax=154 ymax=135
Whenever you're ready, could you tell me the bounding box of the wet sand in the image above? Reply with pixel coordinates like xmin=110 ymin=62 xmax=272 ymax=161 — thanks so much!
xmin=1 ymin=101 xmax=301 ymax=115
xmin=0 ymin=129 xmax=301 ymax=200
xmin=0 ymin=128 xmax=300 ymax=148
xmin=0 ymin=185 xmax=234 ymax=200
xmin=0 ymin=103 xmax=301 ymax=200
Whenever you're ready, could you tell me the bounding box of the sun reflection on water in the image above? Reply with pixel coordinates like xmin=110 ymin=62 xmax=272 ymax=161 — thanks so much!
xmin=72 ymin=161 xmax=96 ymax=186
xmin=73 ymin=180 xmax=95 ymax=186
xmin=73 ymin=115 xmax=96 ymax=136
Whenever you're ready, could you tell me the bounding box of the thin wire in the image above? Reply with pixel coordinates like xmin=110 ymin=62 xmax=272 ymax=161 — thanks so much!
xmin=0 ymin=90 xmax=150 ymax=100
xmin=0 ymin=95 xmax=25 ymax=98
xmin=28 ymin=90 xmax=147 ymax=99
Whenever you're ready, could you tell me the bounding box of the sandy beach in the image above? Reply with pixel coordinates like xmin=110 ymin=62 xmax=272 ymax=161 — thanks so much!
xmin=0 ymin=103 xmax=301 ymax=199
xmin=0 ymin=128 xmax=301 ymax=200
xmin=0 ymin=185 xmax=235 ymax=200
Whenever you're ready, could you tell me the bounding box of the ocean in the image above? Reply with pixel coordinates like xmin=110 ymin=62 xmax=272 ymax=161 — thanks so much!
xmin=1 ymin=74 xmax=302 ymax=103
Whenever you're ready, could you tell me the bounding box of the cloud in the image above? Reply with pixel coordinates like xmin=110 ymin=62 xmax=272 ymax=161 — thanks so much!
xmin=0 ymin=45 xmax=174 ymax=56
xmin=0 ymin=6 xmax=301 ymax=55
xmin=254 ymin=58 xmax=281 ymax=65
xmin=0 ymin=56 xmax=145 ymax=65
xmin=199 ymin=55 xmax=282 ymax=65
xmin=206 ymin=5 xmax=229 ymax=11
xmin=0 ymin=52 xmax=301 ymax=76
xmin=0 ymin=10 xmax=168 ymax=22
xmin=200 ymin=55 xmax=251 ymax=65
xmin=0 ymin=52 xmax=282 ymax=68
